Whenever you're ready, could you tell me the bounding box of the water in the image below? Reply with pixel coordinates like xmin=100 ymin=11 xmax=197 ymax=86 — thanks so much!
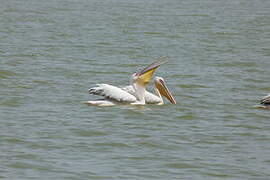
xmin=1 ymin=0 xmax=270 ymax=179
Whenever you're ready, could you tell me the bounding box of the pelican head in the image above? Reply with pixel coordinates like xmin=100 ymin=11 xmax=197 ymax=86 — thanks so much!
xmin=154 ymin=76 xmax=177 ymax=104
xmin=130 ymin=58 xmax=167 ymax=104
xmin=131 ymin=72 xmax=139 ymax=83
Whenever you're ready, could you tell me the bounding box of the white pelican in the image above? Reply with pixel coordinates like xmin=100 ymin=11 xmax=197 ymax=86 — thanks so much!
xmin=85 ymin=59 xmax=176 ymax=106
xmin=261 ymin=94 xmax=270 ymax=105
xmin=256 ymin=94 xmax=270 ymax=109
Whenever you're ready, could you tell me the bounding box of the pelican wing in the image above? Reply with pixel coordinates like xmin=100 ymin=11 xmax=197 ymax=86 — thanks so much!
xmin=122 ymin=85 xmax=161 ymax=104
xmin=261 ymin=94 xmax=270 ymax=105
xmin=89 ymin=84 xmax=137 ymax=103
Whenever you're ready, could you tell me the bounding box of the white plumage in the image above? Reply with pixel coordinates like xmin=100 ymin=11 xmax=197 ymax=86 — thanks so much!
xmin=87 ymin=84 xmax=161 ymax=105
xmin=121 ymin=85 xmax=162 ymax=104
xmin=89 ymin=84 xmax=137 ymax=103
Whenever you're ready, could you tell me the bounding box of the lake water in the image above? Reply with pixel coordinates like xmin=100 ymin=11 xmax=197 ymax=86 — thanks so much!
xmin=1 ymin=0 xmax=270 ymax=179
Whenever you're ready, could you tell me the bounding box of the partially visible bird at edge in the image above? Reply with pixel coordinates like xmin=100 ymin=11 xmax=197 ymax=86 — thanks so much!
xmin=255 ymin=94 xmax=270 ymax=109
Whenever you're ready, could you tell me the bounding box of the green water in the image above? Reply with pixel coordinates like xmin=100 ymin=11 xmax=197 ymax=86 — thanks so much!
xmin=1 ymin=0 xmax=270 ymax=179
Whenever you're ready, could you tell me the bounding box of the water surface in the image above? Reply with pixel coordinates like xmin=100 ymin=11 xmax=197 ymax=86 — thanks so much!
xmin=1 ymin=0 xmax=270 ymax=179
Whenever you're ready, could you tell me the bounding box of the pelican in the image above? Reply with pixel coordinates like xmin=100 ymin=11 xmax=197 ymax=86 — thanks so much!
xmin=256 ymin=94 xmax=270 ymax=109
xmin=85 ymin=58 xmax=176 ymax=106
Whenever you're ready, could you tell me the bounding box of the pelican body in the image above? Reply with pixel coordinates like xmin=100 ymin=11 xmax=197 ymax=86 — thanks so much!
xmin=85 ymin=58 xmax=176 ymax=106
